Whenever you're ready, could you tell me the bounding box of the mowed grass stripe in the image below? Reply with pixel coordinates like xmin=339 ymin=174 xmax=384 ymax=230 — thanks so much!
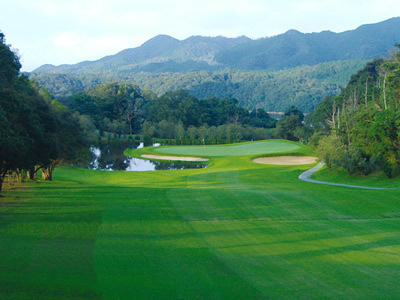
xmin=168 ymin=158 xmax=400 ymax=297
xmin=1 ymin=140 xmax=400 ymax=298
xmin=94 ymin=186 xmax=264 ymax=299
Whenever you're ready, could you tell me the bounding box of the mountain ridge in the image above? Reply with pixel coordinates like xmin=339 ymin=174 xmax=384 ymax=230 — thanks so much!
xmin=214 ymin=17 xmax=400 ymax=70
xmin=34 ymin=35 xmax=251 ymax=73
xmin=30 ymin=18 xmax=400 ymax=113
xmin=33 ymin=17 xmax=400 ymax=74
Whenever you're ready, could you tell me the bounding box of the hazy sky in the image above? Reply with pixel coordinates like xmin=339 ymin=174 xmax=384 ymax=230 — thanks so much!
xmin=1 ymin=0 xmax=400 ymax=71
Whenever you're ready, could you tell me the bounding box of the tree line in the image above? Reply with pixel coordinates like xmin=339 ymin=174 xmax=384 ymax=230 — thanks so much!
xmin=308 ymin=47 xmax=400 ymax=178
xmin=30 ymin=60 xmax=366 ymax=112
xmin=63 ymin=84 xmax=279 ymax=143
xmin=0 ymin=32 xmax=88 ymax=193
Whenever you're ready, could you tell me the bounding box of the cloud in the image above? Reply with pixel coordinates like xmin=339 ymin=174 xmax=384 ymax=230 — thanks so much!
xmin=53 ymin=32 xmax=79 ymax=48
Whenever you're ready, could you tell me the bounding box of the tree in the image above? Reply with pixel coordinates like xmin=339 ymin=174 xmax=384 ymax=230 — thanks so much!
xmin=0 ymin=102 xmax=24 ymax=192
xmin=158 ymin=120 xmax=175 ymax=139
xmin=85 ymin=82 xmax=148 ymax=134
xmin=41 ymin=106 xmax=88 ymax=180
xmin=187 ymin=126 xmax=198 ymax=140
xmin=275 ymin=106 xmax=305 ymax=141
xmin=142 ymin=121 xmax=156 ymax=140
xmin=312 ymin=50 xmax=400 ymax=177
xmin=0 ymin=33 xmax=48 ymax=192
xmin=174 ymin=121 xmax=185 ymax=141
xmin=149 ymin=90 xmax=200 ymax=127
xmin=249 ymin=108 xmax=276 ymax=128
xmin=0 ymin=78 xmax=61 ymax=188
xmin=0 ymin=32 xmax=21 ymax=87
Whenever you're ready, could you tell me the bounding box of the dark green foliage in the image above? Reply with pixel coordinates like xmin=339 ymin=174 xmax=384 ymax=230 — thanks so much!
xmin=275 ymin=106 xmax=308 ymax=142
xmin=148 ymin=90 xmax=200 ymax=127
xmin=72 ymin=82 xmax=152 ymax=135
xmin=284 ymin=106 xmax=304 ymax=121
xmin=0 ymin=32 xmax=21 ymax=86
xmin=338 ymin=146 xmax=374 ymax=176
xmin=315 ymin=48 xmax=400 ymax=177
xmin=317 ymin=136 xmax=381 ymax=176
xmin=30 ymin=61 xmax=366 ymax=112
xmin=68 ymin=93 xmax=100 ymax=117
xmin=249 ymin=108 xmax=276 ymax=128
xmin=306 ymin=96 xmax=336 ymax=133
xmin=63 ymin=87 xmax=276 ymax=142
xmin=30 ymin=60 xmax=366 ymax=112
xmin=0 ymin=33 xmax=44 ymax=189
xmin=0 ymin=32 xmax=88 ymax=190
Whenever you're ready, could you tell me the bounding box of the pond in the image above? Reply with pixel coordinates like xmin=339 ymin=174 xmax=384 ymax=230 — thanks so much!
xmin=84 ymin=142 xmax=208 ymax=171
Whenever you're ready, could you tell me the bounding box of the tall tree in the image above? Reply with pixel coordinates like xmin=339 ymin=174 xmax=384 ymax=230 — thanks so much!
xmin=314 ymin=50 xmax=400 ymax=177
xmin=0 ymin=32 xmax=88 ymax=192
xmin=275 ymin=106 xmax=305 ymax=141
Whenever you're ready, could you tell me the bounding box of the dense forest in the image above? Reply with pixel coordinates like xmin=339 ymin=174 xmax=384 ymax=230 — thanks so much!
xmin=30 ymin=60 xmax=366 ymax=112
xmin=64 ymin=83 xmax=278 ymax=143
xmin=0 ymin=33 xmax=88 ymax=193
xmin=309 ymin=48 xmax=400 ymax=177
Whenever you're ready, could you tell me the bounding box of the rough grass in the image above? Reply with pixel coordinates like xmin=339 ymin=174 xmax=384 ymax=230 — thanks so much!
xmin=1 ymin=140 xmax=400 ymax=298
xmin=312 ymin=165 xmax=400 ymax=188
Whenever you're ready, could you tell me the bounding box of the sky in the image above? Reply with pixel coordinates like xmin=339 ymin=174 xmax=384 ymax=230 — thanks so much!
xmin=1 ymin=0 xmax=400 ymax=71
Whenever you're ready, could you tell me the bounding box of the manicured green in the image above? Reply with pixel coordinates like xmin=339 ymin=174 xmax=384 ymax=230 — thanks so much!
xmin=1 ymin=140 xmax=400 ymax=298
xmin=133 ymin=140 xmax=301 ymax=157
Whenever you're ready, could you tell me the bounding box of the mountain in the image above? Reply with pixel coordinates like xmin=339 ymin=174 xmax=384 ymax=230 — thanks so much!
xmin=33 ymin=35 xmax=251 ymax=74
xmin=33 ymin=18 xmax=400 ymax=74
xmin=214 ymin=17 xmax=400 ymax=70
xmin=30 ymin=18 xmax=400 ymax=112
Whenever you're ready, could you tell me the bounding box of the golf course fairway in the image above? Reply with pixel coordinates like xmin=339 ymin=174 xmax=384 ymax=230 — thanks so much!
xmin=1 ymin=140 xmax=400 ymax=298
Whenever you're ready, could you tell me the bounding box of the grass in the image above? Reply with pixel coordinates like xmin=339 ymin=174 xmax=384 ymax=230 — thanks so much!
xmin=151 ymin=140 xmax=301 ymax=157
xmin=1 ymin=140 xmax=400 ymax=298
xmin=312 ymin=165 xmax=400 ymax=188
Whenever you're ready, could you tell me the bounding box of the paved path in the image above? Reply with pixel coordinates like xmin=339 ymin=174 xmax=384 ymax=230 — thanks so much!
xmin=299 ymin=162 xmax=397 ymax=190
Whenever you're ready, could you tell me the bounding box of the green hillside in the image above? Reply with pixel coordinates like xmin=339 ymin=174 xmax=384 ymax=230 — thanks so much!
xmin=30 ymin=60 xmax=367 ymax=112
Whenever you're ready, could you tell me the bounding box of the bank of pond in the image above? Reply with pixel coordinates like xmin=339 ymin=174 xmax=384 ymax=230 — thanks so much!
xmin=81 ymin=142 xmax=208 ymax=171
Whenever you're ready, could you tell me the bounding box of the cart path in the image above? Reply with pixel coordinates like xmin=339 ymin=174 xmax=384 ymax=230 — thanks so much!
xmin=299 ymin=162 xmax=397 ymax=190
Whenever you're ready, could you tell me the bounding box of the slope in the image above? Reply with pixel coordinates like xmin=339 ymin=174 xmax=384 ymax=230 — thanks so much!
xmin=215 ymin=17 xmax=400 ymax=70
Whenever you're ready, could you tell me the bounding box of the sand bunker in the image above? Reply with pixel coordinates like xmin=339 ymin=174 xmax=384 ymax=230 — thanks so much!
xmin=141 ymin=154 xmax=209 ymax=162
xmin=253 ymin=156 xmax=317 ymax=165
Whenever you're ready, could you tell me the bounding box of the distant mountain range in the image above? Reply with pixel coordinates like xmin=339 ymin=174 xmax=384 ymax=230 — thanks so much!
xmin=33 ymin=17 xmax=400 ymax=74
xmin=30 ymin=17 xmax=400 ymax=112
xmin=214 ymin=17 xmax=400 ymax=70
xmin=34 ymin=35 xmax=251 ymax=73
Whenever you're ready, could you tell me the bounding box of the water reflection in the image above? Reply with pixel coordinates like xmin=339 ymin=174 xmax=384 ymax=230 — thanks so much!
xmin=87 ymin=143 xmax=207 ymax=171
